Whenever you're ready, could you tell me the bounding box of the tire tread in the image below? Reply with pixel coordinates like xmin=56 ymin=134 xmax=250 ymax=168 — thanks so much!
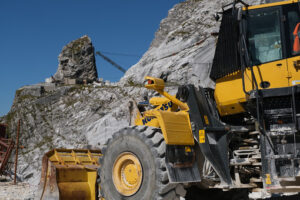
xmin=98 ymin=126 xmax=186 ymax=200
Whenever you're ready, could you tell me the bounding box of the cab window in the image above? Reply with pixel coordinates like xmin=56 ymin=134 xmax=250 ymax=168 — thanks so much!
xmin=247 ymin=9 xmax=282 ymax=65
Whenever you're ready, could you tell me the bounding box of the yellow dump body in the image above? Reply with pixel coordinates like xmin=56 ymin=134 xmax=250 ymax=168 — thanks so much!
xmin=37 ymin=149 xmax=102 ymax=200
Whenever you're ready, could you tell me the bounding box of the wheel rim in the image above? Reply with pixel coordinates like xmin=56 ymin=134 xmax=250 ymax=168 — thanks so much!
xmin=112 ymin=152 xmax=143 ymax=196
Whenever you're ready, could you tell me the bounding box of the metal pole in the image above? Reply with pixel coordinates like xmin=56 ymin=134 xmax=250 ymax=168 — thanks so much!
xmin=14 ymin=119 xmax=20 ymax=184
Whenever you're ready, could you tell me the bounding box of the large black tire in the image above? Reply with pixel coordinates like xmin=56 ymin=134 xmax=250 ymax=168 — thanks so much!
xmin=98 ymin=126 xmax=186 ymax=200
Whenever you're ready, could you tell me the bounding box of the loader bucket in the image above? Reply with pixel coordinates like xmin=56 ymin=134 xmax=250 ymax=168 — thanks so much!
xmin=37 ymin=149 xmax=102 ymax=200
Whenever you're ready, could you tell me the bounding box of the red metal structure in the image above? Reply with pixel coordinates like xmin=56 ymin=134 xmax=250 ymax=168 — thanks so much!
xmin=0 ymin=124 xmax=15 ymax=175
xmin=0 ymin=124 xmax=7 ymax=138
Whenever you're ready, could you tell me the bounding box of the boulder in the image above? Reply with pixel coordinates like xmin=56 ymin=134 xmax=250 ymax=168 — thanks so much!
xmin=52 ymin=35 xmax=98 ymax=83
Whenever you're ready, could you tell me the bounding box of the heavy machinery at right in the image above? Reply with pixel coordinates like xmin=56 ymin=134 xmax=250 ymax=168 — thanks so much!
xmin=209 ymin=0 xmax=300 ymax=194
xmin=99 ymin=0 xmax=300 ymax=198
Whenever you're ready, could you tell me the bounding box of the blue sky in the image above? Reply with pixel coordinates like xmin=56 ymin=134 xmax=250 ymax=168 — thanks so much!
xmin=0 ymin=0 xmax=179 ymax=116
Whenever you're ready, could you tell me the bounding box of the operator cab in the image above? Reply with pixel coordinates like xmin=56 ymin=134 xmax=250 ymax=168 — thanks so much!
xmin=212 ymin=1 xmax=300 ymax=117
xmin=247 ymin=3 xmax=300 ymax=71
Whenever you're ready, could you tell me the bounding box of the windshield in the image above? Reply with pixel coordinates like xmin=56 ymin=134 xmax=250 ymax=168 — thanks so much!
xmin=247 ymin=9 xmax=282 ymax=65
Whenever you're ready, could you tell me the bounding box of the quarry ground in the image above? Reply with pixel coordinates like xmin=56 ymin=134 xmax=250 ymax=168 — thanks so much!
xmin=0 ymin=182 xmax=37 ymax=200
xmin=1 ymin=180 xmax=300 ymax=200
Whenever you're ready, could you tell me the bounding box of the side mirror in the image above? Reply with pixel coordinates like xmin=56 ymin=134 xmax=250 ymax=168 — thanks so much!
xmin=144 ymin=76 xmax=165 ymax=91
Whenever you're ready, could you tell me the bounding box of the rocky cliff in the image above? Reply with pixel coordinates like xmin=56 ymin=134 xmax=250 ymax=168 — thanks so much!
xmin=121 ymin=0 xmax=263 ymax=86
xmin=1 ymin=0 xmax=265 ymax=185
xmin=51 ymin=35 xmax=98 ymax=83
xmin=3 ymin=82 xmax=150 ymax=184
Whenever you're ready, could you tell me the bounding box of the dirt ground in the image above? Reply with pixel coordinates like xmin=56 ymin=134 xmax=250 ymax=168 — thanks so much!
xmin=0 ymin=180 xmax=300 ymax=200
xmin=0 ymin=181 xmax=37 ymax=200
xmin=185 ymin=186 xmax=300 ymax=200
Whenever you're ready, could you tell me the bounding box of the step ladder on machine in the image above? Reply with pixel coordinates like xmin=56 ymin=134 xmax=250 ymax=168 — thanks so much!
xmin=261 ymin=85 xmax=300 ymax=189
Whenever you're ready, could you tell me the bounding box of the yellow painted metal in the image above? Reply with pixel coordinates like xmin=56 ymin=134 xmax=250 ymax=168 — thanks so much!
xmin=149 ymin=97 xmax=171 ymax=107
xmin=245 ymin=0 xmax=297 ymax=11
xmin=214 ymin=0 xmax=300 ymax=116
xmin=185 ymin=146 xmax=192 ymax=153
xmin=145 ymin=76 xmax=189 ymax=111
xmin=135 ymin=116 xmax=160 ymax=127
xmin=215 ymin=59 xmax=290 ymax=116
xmin=203 ymin=115 xmax=210 ymax=125
xmin=199 ymin=130 xmax=205 ymax=144
xmin=134 ymin=96 xmax=177 ymax=128
xmin=37 ymin=149 xmax=102 ymax=200
xmin=134 ymin=76 xmax=194 ymax=145
xmin=144 ymin=76 xmax=165 ymax=90
xmin=159 ymin=90 xmax=189 ymax=111
xmin=214 ymin=71 xmax=247 ymax=116
xmin=145 ymin=110 xmax=194 ymax=145
xmin=112 ymin=152 xmax=143 ymax=196
xmin=266 ymin=174 xmax=272 ymax=185
xmin=135 ymin=76 xmax=186 ymax=128
xmin=286 ymin=56 xmax=300 ymax=86
xmin=244 ymin=60 xmax=290 ymax=90
xmin=149 ymin=97 xmax=178 ymax=112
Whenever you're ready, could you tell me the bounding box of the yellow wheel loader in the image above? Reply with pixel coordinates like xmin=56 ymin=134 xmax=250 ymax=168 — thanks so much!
xmin=38 ymin=0 xmax=300 ymax=199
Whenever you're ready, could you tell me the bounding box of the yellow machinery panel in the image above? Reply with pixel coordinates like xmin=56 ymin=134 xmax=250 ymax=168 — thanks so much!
xmin=244 ymin=60 xmax=290 ymax=90
xmin=286 ymin=55 xmax=300 ymax=86
xmin=215 ymin=59 xmax=290 ymax=116
xmin=134 ymin=96 xmax=177 ymax=128
xmin=147 ymin=110 xmax=194 ymax=145
xmin=37 ymin=149 xmax=102 ymax=200
xmin=214 ymin=71 xmax=246 ymax=116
